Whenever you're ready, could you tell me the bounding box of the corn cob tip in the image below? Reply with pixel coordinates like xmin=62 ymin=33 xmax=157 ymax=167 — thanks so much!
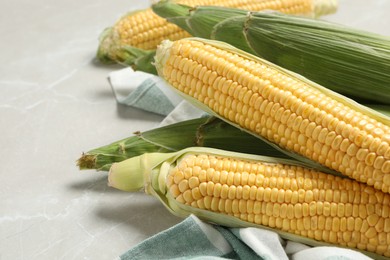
xmin=96 ymin=27 xmax=118 ymax=64
xmin=109 ymin=152 xmax=175 ymax=192
xmin=97 ymin=26 xmax=157 ymax=72
xmin=313 ymin=0 xmax=338 ymax=17
xmin=108 ymin=157 xmax=145 ymax=192
xmin=155 ymin=40 xmax=174 ymax=76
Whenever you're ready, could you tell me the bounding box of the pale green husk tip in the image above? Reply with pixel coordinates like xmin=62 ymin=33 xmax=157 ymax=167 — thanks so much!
xmin=313 ymin=0 xmax=338 ymax=17
xmin=96 ymin=27 xmax=116 ymax=63
xmin=108 ymin=156 xmax=145 ymax=192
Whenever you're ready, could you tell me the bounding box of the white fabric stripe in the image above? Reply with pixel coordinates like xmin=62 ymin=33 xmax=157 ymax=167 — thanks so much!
xmin=191 ymin=215 xmax=233 ymax=255
xmin=291 ymin=246 xmax=373 ymax=260
xmin=239 ymin=228 xmax=289 ymax=260
xmin=158 ymin=101 xmax=205 ymax=127
xmin=108 ymin=67 xmax=153 ymax=102
xmin=284 ymin=241 xmax=311 ymax=255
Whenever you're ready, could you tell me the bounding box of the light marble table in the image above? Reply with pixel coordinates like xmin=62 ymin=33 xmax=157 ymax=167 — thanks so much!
xmin=1 ymin=0 xmax=389 ymax=259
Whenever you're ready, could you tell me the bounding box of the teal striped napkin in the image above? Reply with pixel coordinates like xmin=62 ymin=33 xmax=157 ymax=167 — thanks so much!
xmin=119 ymin=215 xmax=372 ymax=260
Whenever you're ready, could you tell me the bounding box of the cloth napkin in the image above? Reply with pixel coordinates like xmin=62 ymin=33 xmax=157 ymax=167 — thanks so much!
xmin=108 ymin=68 xmax=373 ymax=260
xmin=118 ymin=215 xmax=371 ymax=260
xmin=109 ymin=67 xmax=183 ymax=116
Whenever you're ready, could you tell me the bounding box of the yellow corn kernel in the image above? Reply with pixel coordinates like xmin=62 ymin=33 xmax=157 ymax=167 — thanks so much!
xmin=166 ymin=153 xmax=390 ymax=257
xmin=157 ymin=38 xmax=390 ymax=194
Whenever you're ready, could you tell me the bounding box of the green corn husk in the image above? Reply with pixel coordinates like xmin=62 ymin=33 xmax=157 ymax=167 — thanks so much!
xmin=78 ymin=104 xmax=389 ymax=172
xmin=152 ymin=2 xmax=390 ymax=104
xmin=77 ymin=117 xmax=288 ymax=171
xmin=154 ymin=4 xmax=248 ymax=39
xmin=370 ymin=105 xmax=390 ymax=117
xmin=211 ymin=15 xmax=253 ymax=53
xmin=108 ymin=147 xmax=387 ymax=260
xmin=154 ymin=3 xmax=255 ymax=53
xmin=244 ymin=12 xmax=390 ymax=104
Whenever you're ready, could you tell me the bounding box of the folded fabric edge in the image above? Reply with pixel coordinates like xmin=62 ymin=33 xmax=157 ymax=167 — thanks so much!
xmin=108 ymin=67 xmax=186 ymax=117
xmin=233 ymin=227 xmax=289 ymax=260
xmin=119 ymin=215 xmax=235 ymax=260
xmin=191 ymin=215 xmax=233 ymax=255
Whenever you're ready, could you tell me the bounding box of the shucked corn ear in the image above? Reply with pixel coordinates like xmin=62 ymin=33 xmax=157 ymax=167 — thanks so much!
xmin=109 ymin=147 xmax=390 ymax=259
xmin=154 ymin=38 xmax=390 ymax=194
xmin=77 ymin=116 xmax=288 ymax=171
xmin=97 ymin=0 xmax=338 ymax=73
xmin=153 ymin=3 xmax=390 ymax=104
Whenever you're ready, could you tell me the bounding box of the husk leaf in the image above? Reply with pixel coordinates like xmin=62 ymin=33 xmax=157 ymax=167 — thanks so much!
xmin=211 ymin=15 xmax=253 ymax=54
xmin=185 ymin=6 xmax=247 ymax=39
xmin=244 ymin=12 xmax=390 ymax=104
xmin=77 ymin=117 xmax=289 ymax=171
xmin=152 ymin=0 xmax=193 ymax=32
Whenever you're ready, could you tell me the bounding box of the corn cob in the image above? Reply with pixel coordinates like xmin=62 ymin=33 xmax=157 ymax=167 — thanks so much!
xmin=97 ymin=0 xmax=338 ymax=73
xmin=154 ymin=38 xmax=390 ymax=194
xmin=108 ymin=147 xmax=390 ymax=259
xmin=152 ymin=3 xmax=390 ymax=104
